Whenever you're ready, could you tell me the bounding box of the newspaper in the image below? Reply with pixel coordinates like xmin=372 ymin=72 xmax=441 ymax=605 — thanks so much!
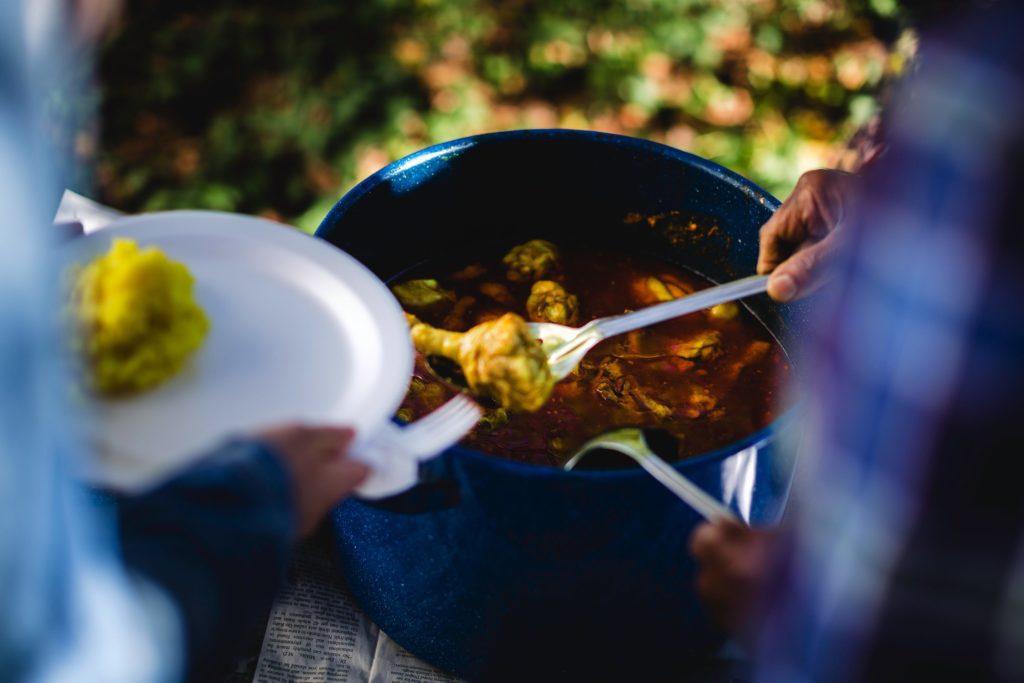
xmin=254 ymin=541 xmax=463 ymax=683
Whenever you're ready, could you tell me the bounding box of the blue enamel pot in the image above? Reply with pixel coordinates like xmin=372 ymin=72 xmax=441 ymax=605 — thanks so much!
xmin=317 ymin=130 xmax=806 ymax=681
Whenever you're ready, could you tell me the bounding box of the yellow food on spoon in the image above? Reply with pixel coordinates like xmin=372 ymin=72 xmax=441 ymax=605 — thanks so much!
xmin=69 ymin=238 xmax=209 ymax=395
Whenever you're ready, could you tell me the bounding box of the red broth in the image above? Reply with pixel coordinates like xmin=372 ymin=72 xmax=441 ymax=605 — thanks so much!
xmin=397 ymin=247 xmax=790 ymax=467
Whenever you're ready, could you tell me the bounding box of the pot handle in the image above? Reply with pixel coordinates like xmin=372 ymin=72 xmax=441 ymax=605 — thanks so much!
xmin=360 ymin=455 xmax=462 ymax=514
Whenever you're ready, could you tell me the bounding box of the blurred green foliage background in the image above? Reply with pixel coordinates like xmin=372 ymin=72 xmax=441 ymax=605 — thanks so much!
xmin=92 ymin=0 xmax=911 ymax=232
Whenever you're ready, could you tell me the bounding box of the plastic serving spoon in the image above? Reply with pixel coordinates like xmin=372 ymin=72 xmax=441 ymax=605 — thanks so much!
xmin=529 ymin=274 xmax=768 ymax=381
xmin=564 ymin=427 xmax=740 ymax=523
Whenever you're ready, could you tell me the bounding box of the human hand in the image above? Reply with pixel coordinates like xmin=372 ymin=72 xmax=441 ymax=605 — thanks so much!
xmin=68 ymin=0 xmax=123 ymax=42
xmin=689 ymin=519 xmax=778 ymax=634
xmin=257 ymin=424 xmax=370 ymax=538
xmin=757 ymin=169 xmax=856 ymax=302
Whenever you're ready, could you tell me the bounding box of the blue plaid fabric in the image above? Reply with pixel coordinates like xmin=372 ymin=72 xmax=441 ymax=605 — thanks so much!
xmin=756 ymin=4 xmax=1024 ymax=681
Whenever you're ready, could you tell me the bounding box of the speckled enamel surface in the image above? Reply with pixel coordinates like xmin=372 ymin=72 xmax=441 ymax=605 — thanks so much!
xmin=318 ymin=130 xmax=806 ymax=681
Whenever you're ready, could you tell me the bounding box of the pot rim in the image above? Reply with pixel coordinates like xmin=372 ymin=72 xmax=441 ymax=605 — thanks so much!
xmin=318 ymin=128 xmax=781 ymax=238
xmin=318 ymin=128 xmax=799 ymax=480
xmin=439 ymin=404 xmax=801 ymax=479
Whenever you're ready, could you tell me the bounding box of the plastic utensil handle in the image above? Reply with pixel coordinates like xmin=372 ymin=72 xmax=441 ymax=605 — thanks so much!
xmin=352 ymin=424 xmax=421 ymax=499
xmin=639 ymin=454 xmax=741 ymax=523
xmin=595 ymin=274 xmax=769 ymax=338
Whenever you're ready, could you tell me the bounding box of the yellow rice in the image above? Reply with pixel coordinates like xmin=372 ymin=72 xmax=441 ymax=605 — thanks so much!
xmin=69 ymin=238 xmax=209 ymax=395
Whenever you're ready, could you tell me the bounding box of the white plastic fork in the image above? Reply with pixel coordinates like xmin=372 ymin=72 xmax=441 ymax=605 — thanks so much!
xmin=353 ymin=394 xmax=482 ymax=498
xmin=390 ymin=393 xmax=483 ymax=457
xmin=530 ymin=274 xmax=769 ymax=381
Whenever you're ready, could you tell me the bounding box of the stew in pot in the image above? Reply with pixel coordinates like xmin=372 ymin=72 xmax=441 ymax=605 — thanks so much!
xmin=394 ymin=240 xmax=791 ymax=467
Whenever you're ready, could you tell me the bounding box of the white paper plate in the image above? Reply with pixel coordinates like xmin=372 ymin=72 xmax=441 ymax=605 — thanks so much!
xmin=64 ymin=211 xmax=412 ymax=491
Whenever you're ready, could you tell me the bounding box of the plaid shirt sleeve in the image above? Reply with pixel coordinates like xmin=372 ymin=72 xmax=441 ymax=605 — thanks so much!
xmin=754 ymin=4 xmax=1024 ymax=682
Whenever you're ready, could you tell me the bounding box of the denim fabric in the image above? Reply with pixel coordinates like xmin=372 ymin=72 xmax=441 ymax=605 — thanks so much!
xmin=118 ymin=439 xmax=296 ymax=682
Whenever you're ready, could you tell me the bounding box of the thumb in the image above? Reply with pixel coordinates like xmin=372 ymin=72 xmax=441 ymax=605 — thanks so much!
xmin=322 ymin=454 xmax=371 ymax=498
xmin=297 ymin=455 xmax=371 ymax=537
xmin=766 ymin=233 xmax=839 ymax=302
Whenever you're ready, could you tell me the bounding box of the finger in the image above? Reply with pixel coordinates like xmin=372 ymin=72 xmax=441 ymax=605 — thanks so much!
xmin=757 ymin=199 xmax=808 ymax=275
xmin=319 ymin=455 xmax=371 ymax=499
xmin=695 ymin=562 xmax=732 ymax=602
xmin=767 ymin=232 xmax=840 ymax=302
xmin=758 ymin=170 xmax=852 ymax=276
xmin=254 ymin=421 xmax=304 ymax=442
xmin=293 ymin=450 xmax=371 ymax=539
xmin=690 ymin=520 xmax=727 ymax=559
xmin=695 ymin=567 xmax=736 ymax=627
xmin=757 ymin=172 xmax=824 ymax=274
xmin=716 ymin=518 xmax=751 ymax=542
xmin=315 ymin=426 xmax=356 ymax=443
xmin=306 ymin=426 xmax=356 ymax=456
xmin=695 ymin=567 xmax=716 ymax=601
